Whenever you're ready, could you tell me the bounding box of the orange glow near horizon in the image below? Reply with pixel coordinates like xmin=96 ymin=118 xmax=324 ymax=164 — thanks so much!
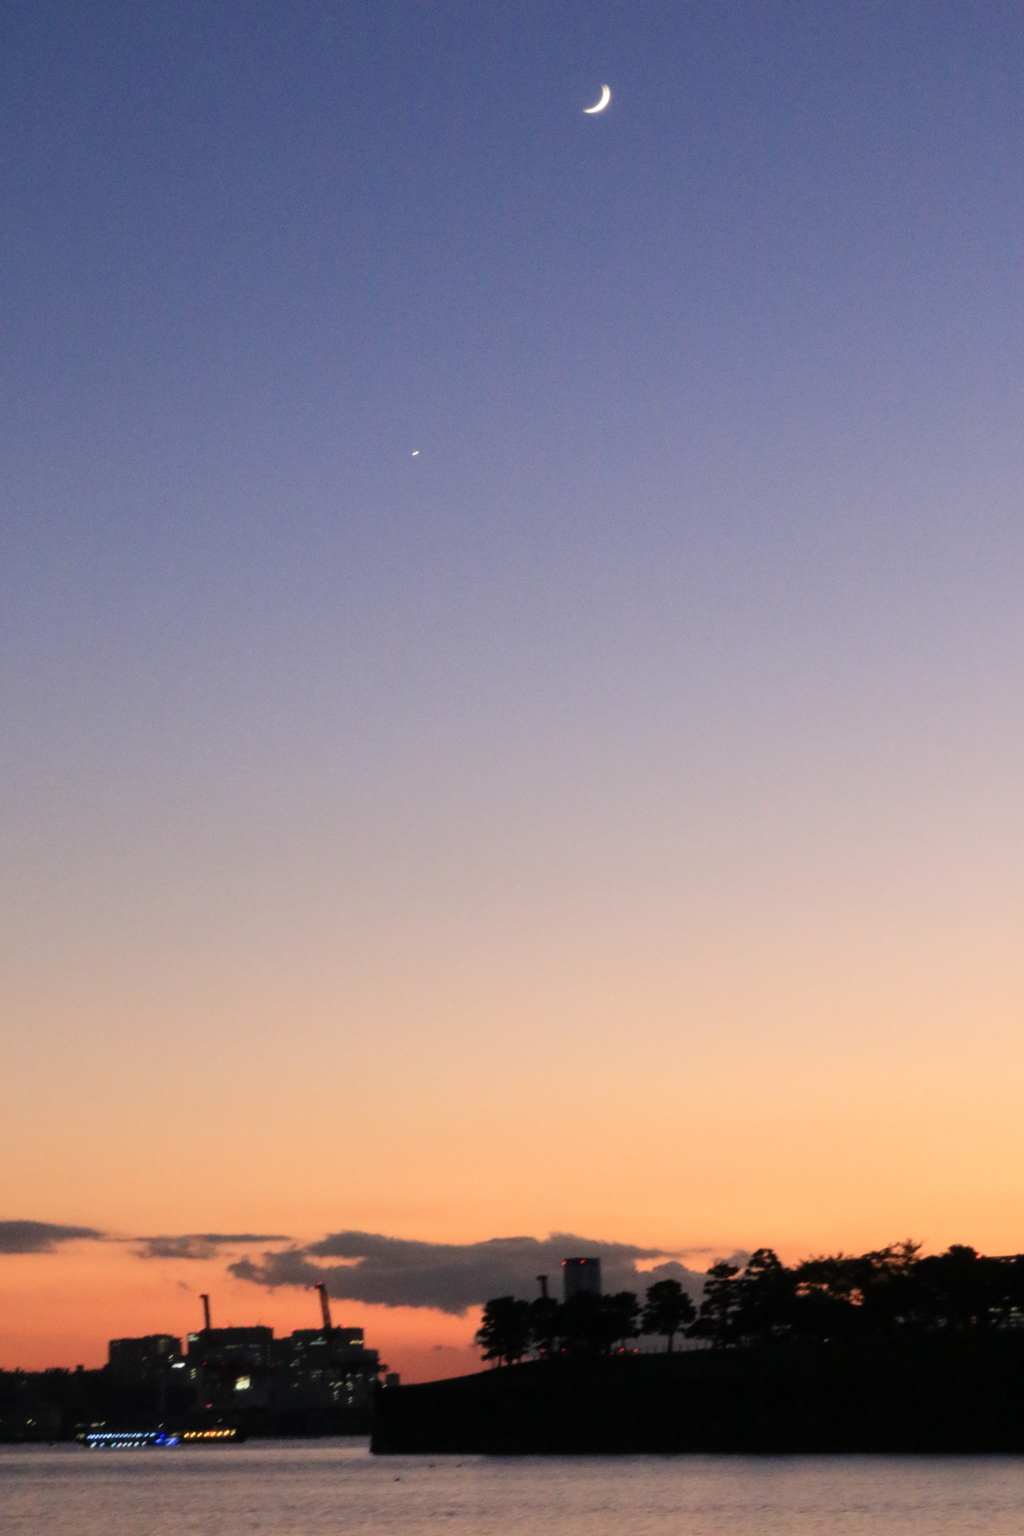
xmin=5 ymin=941 xmax=1024 ymax=1378
xmin=5 ymin=945 xmax=1024 ymax=1380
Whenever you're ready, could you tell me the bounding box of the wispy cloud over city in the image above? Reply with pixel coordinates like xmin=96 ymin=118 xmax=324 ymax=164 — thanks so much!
xmin=0 ymin=1221 xmax=106 ymax=1254
xmin=229 ymin=1231 xmax=710 ymax=1314
xmin=135 ymin=1233 xmax=291 ymax=1261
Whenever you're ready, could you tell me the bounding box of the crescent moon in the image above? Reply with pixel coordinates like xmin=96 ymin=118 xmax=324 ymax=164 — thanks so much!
xmin=583 ymin=85 xmax=611 ymax=114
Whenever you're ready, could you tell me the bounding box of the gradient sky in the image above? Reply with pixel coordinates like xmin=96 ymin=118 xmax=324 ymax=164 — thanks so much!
xmin=3 ymin=0 xmax=1024 ymax=1379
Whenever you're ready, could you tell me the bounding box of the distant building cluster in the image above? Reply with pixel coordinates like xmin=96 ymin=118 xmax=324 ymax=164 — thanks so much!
xmin=108 ymin=1294 xmax=386 ymax=1415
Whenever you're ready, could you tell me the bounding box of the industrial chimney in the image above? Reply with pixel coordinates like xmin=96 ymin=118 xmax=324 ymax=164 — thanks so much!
xmin=315 ymin=1281 xmax=333 ymax=1335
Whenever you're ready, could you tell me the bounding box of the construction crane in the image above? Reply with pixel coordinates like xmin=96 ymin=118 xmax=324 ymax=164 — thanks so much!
xmin=200 ymin=1294 xmax=211 ymax=1330
xmin=315 ymin=1281 xmax=333 ymax=1336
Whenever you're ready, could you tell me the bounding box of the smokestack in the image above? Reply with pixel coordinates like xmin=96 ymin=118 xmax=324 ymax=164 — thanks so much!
xmin=537 ymin=1275 xmax=549 ymax=1299
xmin=200 ymin=1293 xmax=211 ymax=1331
xmin=315 ymin=1281 xmax=332 ymax=1335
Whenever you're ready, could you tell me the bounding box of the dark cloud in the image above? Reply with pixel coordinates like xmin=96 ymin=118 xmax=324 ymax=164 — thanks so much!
xmin=229 ymin=1230 xmax=709 ymax=1315
xmin=0 ymin=1220 xmax=105 ymax=1254
xmin=136 ymin=1233 xmax=291 ymax=1261
xmin=642 ymin=1259 xmax=708 ymax=1288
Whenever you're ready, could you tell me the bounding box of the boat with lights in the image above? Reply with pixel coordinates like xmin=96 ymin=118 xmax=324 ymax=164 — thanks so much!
xmin=78 ymin=1425 xmax=243 ymax=1449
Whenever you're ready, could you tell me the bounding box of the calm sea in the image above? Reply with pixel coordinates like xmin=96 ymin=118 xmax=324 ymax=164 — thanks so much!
xmin=3 ymin=1439 xmax=1024 ymax=1535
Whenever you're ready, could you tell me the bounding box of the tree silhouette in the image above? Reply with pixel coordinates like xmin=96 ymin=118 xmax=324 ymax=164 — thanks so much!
xmin=600 ymin=1291 xmax=641 ymax=1353
xmin=474 ymin=1296 xmax=532 ymax=1365
xmin=688 ymin=1261 xmax=741 ymax=1346
xmin=641 ymin=1278 xmax=696 ymax=1352
xmin=733 ymin=1249 xmax=794 ymax=1342
xmin=529 ymin=1295 xmax=561 ymax=1359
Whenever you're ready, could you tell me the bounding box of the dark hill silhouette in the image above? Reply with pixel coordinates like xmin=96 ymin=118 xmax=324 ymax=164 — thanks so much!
xmin=374 ymin=1241 xmax=1024 ymax=1454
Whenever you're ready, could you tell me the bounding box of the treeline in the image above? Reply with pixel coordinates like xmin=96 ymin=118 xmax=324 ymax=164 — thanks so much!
xmin=476 ymin=1243 xmax=1024 ymax=1365
xmin=475 ymin=1281 xmax=695 ymax=1364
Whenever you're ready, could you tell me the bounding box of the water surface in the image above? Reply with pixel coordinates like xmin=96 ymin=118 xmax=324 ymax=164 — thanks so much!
xmin=3 ymin=1439 xmax=1024 ymax=1535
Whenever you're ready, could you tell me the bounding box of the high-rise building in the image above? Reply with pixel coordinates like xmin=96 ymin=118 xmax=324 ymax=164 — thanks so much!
xmin=561 ymin=1257 xmax=601 ymax=1300
xmin=274 ymin=1327 xmax=379 ymax=1412
xmin=108 ymin=1334 xmax=182 ymax=1380
xmin=185 ymin=1326 xmax=276 ymax=1408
